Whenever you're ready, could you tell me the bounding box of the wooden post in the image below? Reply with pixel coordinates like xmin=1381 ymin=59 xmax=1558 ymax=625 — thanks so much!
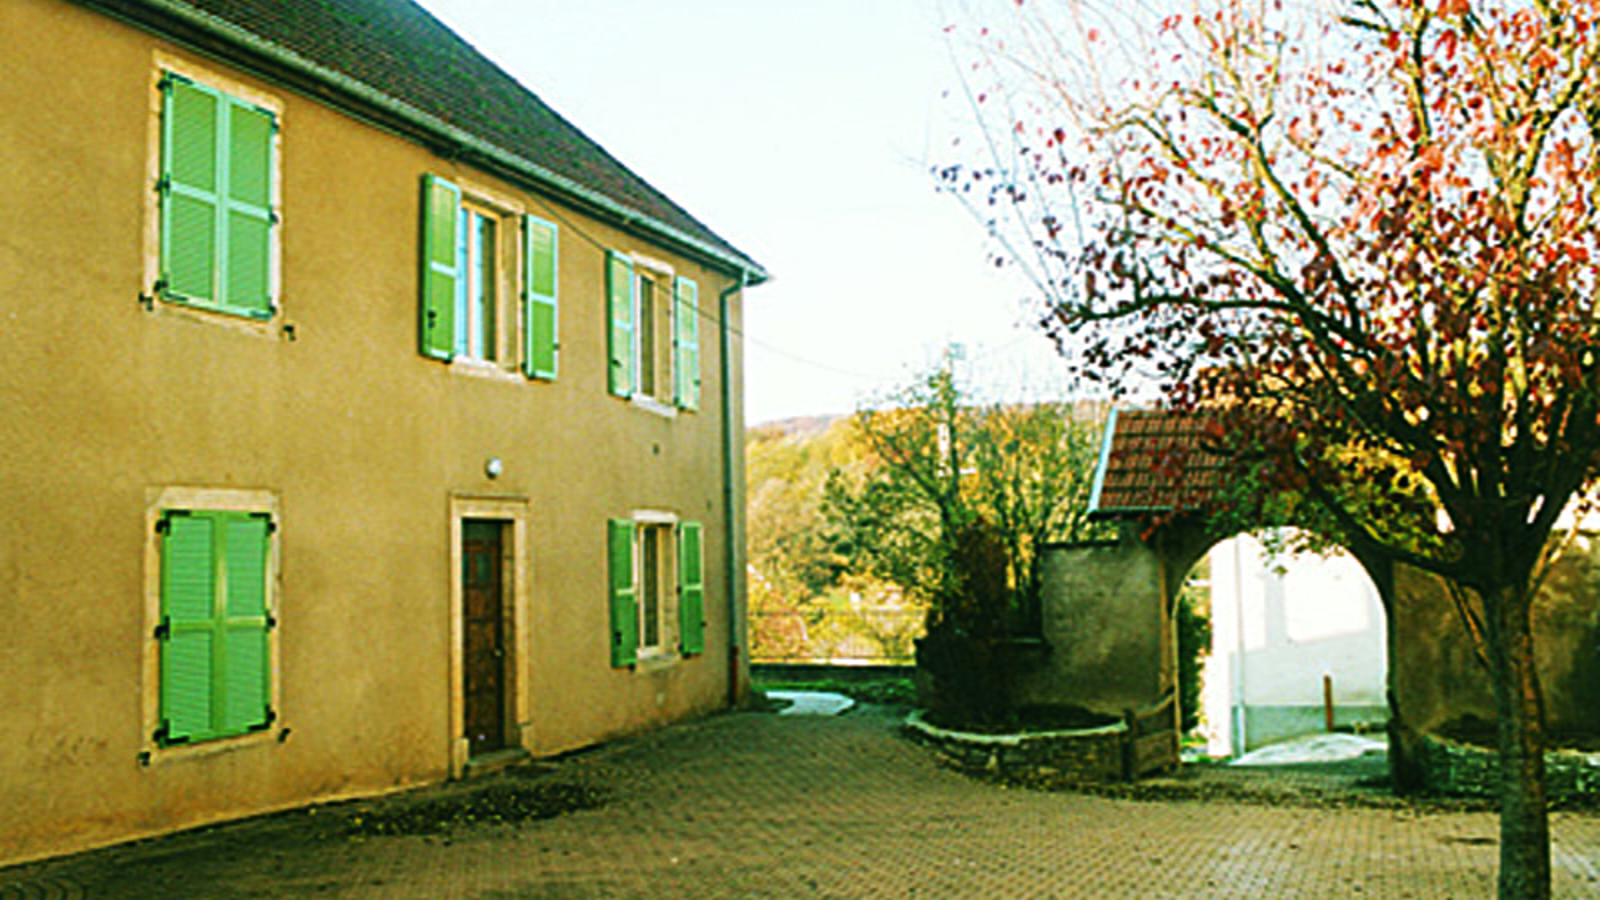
xmin=1323 ymin=674 xmax=1335 ymax=732
xmin=1121 ymin=708 xmax=1137 ymax=781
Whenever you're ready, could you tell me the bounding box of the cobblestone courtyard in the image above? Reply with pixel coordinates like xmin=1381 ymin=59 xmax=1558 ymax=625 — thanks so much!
xmin=4 ymin=706 xmax=1598 ymax=899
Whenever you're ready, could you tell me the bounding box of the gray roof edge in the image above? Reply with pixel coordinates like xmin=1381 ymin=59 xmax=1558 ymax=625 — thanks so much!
xmin=1085 ymin=407 xmax=1118 ymax=515
xmin=83 ymin=0 xmax=769 ymax=285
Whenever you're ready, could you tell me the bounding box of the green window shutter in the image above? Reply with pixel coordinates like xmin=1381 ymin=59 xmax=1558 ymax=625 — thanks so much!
xmin=678 ymin=521 xmax=705 ymax=655
xmin=159 ymin=75 xmax=277 ymax=318
xmin=220 ymin=514 xmax=273 ymax=734
xmin=673 ymin=277 xmax=701 ymax=411
xmin=523 ymin=216 xmax=559 ymax=380
xmin=158 ymin=510 xmax=274 ymax=745
xmin=159 ymin=512 xmax=219 ymax=744
xmin=419 ymin=175 xmax=460 ymax=361
xmin=160 ymin=76 xmax=221 ymax=305
xmin=608 ymin=519 xmax=638 ymax=667
xmin=606 ymin=252 xmax=635 ymax=397
xmin=223 ymin=101 xmax=276 ymax=318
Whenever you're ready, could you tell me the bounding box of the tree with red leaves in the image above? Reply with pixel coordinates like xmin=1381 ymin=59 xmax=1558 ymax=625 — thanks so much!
xmin=945 ymin=0 xmax=1600 ymax=896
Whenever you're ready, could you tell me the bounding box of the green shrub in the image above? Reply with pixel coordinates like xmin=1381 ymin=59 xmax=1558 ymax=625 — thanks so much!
xmin=1176 ymin=592 xmax=1211 ymax=734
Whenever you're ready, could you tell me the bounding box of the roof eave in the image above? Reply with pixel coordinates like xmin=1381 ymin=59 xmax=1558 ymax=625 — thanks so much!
xmin=1087 ymin=505 xmax=1178 ymax=521
xmin=78 ymin=0 xmax=769 ymax=286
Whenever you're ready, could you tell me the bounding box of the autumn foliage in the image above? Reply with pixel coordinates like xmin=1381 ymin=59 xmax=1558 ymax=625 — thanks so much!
xmin=945 ymin=0 xmax=1600 ymax=896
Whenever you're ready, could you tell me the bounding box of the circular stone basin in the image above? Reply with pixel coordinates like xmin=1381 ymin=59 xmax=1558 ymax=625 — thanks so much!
xmin=903 ymin=710 xmax=1130 ymax=783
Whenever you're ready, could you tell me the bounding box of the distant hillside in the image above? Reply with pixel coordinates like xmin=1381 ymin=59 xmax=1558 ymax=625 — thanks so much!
xmin=752 ymin=400 xmax=1110 ymax=439
xmin=749 ymin=414 xmax=842 ymax=439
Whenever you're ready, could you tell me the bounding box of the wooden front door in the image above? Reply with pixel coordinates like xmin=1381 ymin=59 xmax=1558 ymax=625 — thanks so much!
xmin=462 ymin=520 xmax=506 ymax=756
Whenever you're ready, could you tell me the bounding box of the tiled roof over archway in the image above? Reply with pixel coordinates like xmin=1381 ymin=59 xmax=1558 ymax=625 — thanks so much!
xmin=1088 ymin=408 xmax=1228 ymax=518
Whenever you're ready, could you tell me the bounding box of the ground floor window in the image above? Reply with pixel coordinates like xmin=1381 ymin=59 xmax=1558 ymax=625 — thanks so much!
xmin=154 ymin=508 xmax=276 ymax=746
xmin=608 ymin=515 xmax=705 ymax=666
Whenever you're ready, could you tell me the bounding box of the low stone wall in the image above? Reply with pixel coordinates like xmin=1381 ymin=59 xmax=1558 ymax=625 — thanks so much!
xmin=903 ymin=712 xmax=1128 ymax=783
xmin=1419 ymin=734 xmax=1600 ymax=800
xmin=752 ymin=663 xmax=911 ymax=685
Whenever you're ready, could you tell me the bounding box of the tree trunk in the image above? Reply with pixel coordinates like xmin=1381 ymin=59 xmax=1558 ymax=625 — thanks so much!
xmin=1348 ymin=550 xmax=1428 ymax=793
xmin=1487 ymin=582 xmax=1550 ymax=900
xmin=1376 ymin=558 xmax=1428 ymax=793
xmin=1386 ymin=694 xmax=1429 ymax=794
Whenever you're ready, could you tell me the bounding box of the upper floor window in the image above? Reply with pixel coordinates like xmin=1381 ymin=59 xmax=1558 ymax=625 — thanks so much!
xmin=156 ymin=72 xmax=278 ymax=319
xmin=606 ymin=252 xmax=700 ymax=411
xmin=419 ymin=175 xmax=559 ymax=379
xmin=636 ymin=269 xmax=664 ymax=399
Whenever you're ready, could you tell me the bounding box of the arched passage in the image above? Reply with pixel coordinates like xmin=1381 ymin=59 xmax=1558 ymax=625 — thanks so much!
xmin=1027 ymin=408 xmax=1600 ymax=786
xmin=1066 ymin=408 xmax=1411 ymax=780
xmin=1199 ymin=529 xmax=1388 ymax=757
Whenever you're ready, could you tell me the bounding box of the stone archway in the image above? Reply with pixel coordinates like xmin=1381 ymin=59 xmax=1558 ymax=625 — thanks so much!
xmin=1063 ymin=409 xmax=1419 ymax=782
xmin=1024 ymin=408 xmax=1600 ymax=789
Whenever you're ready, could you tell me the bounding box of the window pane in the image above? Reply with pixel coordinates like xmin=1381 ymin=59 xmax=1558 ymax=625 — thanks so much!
xmin=226 ymin=212 xmax=271 ymax=314
xmin=227 ymin=103 xmax=272 ymax=206
xmin=169 ymin=81 xmax=218 ymax=192
xmin=455 ymin=209 xmax=498 ymax=361
xmin=476 ymin=214 xmax=496 ymax=359
xmin=637 ymin=277 xmax=656 ymax=396
xmin=641 ymin=527 xmax=661 ymax=648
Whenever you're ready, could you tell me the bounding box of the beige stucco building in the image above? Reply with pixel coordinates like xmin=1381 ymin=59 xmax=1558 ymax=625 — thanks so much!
xmin=0 ymin=0 xmax=766 ymax=866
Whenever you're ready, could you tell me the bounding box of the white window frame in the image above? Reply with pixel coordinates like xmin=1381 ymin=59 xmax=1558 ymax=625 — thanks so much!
xmin=441 ymin=178 xmax=524 ymax=381
xmin=629 ymin=255 xmax=677 ymax=415
xmin=631 ymin=509 xmax=680 ymax=665
xmin=455 ymin=201 xmax=501 ymax=363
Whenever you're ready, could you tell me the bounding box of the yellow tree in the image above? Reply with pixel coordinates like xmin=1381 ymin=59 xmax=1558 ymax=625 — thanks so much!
xmin=824 ymin=368 xmax=1106 ymax=722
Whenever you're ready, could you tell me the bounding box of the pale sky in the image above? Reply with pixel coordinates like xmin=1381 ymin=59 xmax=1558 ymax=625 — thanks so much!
xmin=418 ymin=0 xmax=1069 ymax=424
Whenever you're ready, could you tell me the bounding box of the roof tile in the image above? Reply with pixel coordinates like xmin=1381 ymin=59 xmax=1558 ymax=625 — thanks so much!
xmin=1091 ymin=409 xmax=1226 ymax=517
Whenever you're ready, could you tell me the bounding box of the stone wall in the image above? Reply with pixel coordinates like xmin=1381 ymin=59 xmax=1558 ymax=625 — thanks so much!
xmin=1393 ymin=533 xmax=1600 ymax=738
xmin=1418 ymin=735 xmax=1600 ymax=801
xmin=1014 ymin=538 xmax=1170 ymax=715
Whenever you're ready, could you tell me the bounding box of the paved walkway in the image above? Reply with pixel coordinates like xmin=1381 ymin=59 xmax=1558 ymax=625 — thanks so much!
xmin=768 ymin=690 xmax=856 ymax=717
xmin=4 ymin=707 xmax=1599 ymax=899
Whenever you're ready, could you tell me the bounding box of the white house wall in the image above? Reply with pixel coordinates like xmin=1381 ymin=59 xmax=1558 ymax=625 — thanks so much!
xmin=1202 ymin=532 xmax=1388 ymax=756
